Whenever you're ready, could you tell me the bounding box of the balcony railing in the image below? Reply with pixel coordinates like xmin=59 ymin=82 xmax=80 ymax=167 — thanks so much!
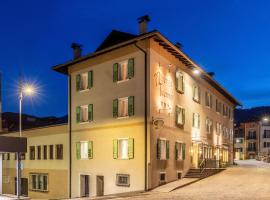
xmin=246 ymin=136 xmax=256 ymax=140
xmin=247 ymin=147 xmax=256 ymax=152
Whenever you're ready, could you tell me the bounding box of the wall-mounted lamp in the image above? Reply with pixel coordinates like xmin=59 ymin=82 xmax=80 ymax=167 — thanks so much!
xmin=193 ymin=69 xmax=200 ymax=75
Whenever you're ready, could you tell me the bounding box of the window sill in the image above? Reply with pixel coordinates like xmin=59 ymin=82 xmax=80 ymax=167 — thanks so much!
xmin=78 ymin=88 xmax=90 ymax=93
xmin=117 ymin=79 xmax=130 ymax=84
xmin=29 ymin=189 xmax=49 ymax=193
xmin=193 ymin=98 xmax=200 ymax=104
xmin=176 ymin=124 xmax=184 ymax=129
xmin=78 ymin=121 xmax=92 ymax=125
xmin=176 ymin=90 xmax=184 ymax=94
xmin=117 ymin=116 xmax=129 ymax=119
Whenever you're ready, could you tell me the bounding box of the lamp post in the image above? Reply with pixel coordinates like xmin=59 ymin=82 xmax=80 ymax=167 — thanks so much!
xmin=17 ymin=83 xmax=35 ymax=199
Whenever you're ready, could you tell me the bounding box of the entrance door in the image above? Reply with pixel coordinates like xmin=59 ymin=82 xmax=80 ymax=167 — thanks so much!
xmin=80 ymin=175 xmax=90 ymax=197
xmin=15 ymin=178 xmax=28 ymax=196
xmin=96 ymin=176 xmax=104 ymax=196
xmin=191 ymin=143 xmax=199 ymax=168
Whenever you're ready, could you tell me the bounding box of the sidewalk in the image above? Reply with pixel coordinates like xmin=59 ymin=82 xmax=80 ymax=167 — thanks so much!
xmin=151 ymin=178 xmax=199 ymax=193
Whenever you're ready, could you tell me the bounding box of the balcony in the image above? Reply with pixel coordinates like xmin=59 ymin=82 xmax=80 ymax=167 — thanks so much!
xmin=247 ymin=147 xmax=256 ymax=152
xmin=246 ymin=136 xmax=256 ymax=140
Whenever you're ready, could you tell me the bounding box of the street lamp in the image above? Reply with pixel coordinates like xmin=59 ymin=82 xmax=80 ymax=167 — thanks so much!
xmin=17 ymin=83 xmax=36 ymax=199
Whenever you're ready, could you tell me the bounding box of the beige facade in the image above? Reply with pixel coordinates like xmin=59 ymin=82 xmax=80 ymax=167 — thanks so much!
xmin=1 ymin=124 xmax=69 ymax=199
xmin=54 ymin=30 xmax=238 ymax=198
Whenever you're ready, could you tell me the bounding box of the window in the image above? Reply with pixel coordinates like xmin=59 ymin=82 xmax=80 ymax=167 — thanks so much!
xmin=177 ymin=172 xmax=182 ymax=179
xmin=113 ymin=58 xmax=134 ymax=82
xmin=264 ymin=130 xmax=270 ymax=138
xmin=30 ymin=146 xmax=35 ymax=160
xmin=113 ymin=96 xmax=134 ymax=118
xmin=76 ymin=71 xmax=93 ymax=91
xmin=49 ymin=145 xmax=54 ymax=160
xmin=160 ymin=172 xmax=166 ymax=182
xmin=216 ymin=99 xmax=222 ymax=113
xmin=20 ymin=153 xmax=26 ymax=160
xmin=175 ymin=142 xmax=186 ymax=160
xmin=157 ymin=139 xmax=169 ymax=160
xmin=6 ymin=153 xmax=10 ymax=160
xmin=175 ymin=105 xmax=185 ymax=127
xmin=56 ymin=144 xmax=63 ymax=160
xmin=264 ymin=142 xmax=270 ymax=148
xmin=113 ymin=138 xmax=134 ymax=159
xmin=216 ymin=122 xmax=222 ymax=135
xmin=116 ymin=174 xmax=130 ymax=187
xmin=76 ymin=141 xmax=93 ymax=160
xmin=43 ymin=145 xmax=47 ymax=160
xmin=206 ymin=118 xmax=213 ymax=134
xmin=30 ymin=173 xmax=48 ymax=192
xmin=192 ymin=113 xmax=200 ymax=128
xmin=175 ymin=71 xmax=184 ymax=93
xmin=76 ymin=104 xmax=93 ymax=123
xmin=192 ymin=85 xmax=200 ymax=103
xmin=205 ymin=92 xmax=212 ymax=108
xmin=37 ymin=146 xmax=41 ymax=160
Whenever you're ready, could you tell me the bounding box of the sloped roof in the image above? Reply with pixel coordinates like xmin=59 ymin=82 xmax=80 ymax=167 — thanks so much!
xmin=95 ymin=30 xmax=137 ymax=52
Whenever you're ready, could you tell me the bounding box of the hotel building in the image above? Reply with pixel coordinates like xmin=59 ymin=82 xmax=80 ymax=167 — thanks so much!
xmin=52 ymin=16 xmax=240 ymax=198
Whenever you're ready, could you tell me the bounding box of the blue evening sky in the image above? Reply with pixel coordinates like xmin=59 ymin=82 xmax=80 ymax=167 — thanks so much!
xmin=0 ymin=0 xmax=270 ymax=117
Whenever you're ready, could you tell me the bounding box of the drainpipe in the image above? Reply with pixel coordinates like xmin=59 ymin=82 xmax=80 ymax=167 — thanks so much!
xmin=134 ymin=42 xmax=148 ymax=191
xmin=68 ymin=74 xmax=72 ymax=198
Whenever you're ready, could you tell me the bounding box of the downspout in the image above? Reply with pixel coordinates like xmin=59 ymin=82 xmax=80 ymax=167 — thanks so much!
xmin=134 ymin=42 xmax=148 ymax=191
xmin=68 ymin=74 xmax=72 ymax=198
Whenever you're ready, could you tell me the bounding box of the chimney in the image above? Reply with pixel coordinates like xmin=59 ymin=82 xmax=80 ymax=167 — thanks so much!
xmin=71 ymin=43 xmax=82 ymax=60
xmin=137 ymin=15 xmax=150 ymax=34
xmin=175 ymin=42 xmax=183 ymax=50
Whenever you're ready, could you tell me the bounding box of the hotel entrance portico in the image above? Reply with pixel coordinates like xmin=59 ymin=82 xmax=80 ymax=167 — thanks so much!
xmin=191 ymin=141 xmax=214 ymax=168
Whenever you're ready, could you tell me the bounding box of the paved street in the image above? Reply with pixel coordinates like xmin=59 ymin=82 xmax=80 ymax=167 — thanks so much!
xmin=112 ymin=160 xmax=270 ymax=200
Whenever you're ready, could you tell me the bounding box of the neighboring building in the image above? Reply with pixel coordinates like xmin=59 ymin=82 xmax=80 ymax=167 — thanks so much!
xmin=244 ymin=122 xmax=260 ymax=159
xmin=1 ymin=124 xmax=69 ymax=199
xmin=234 ymin=123 xmax=245 ymax=160
xmin=53 ymin=16 xmax=240 ymax=198
xmin=259 ymin=121 xmax=270 ymax=155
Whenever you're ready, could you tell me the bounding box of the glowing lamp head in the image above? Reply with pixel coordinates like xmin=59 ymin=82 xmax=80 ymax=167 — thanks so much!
xmin=263 ymin=117 xmax=269 ymax=122
xmin=22 ymin=84 xmax=36 ymax=96
xmin=193 ymin=69 xmax=200 ymax=75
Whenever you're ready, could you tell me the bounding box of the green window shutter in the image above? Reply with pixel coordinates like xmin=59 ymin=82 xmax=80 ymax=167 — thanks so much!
xmin=88 ymin=71 xmax=93 ymax=89
xmin=76 ymin=142 xmax=81 ymax=160
xmin=76 ymin=106 xmax=81 ymax=123
xmin=113 ymin=99 xmax=118 ymax=118
xmin=128 ymin=96 xmax=134 ymax=116
xmin=113 ymin=139 xmax=118 ymax=159
xmin=198 ymin=114 xmax=200 ymax=128
xmin=182 ymin=143 xmax=186 ymax=160
xmin=88 ymin=141 xmax=93 ymax=159
xmin=192 ymin=113 xmax=195 ymax=127
xmin=175 ymin=106 xmax=179 ymax=126
xmin=76 ymin=74 xmax=81 ymax=91
xmin=113 ymin=63 xmax=119 ymax=82
xmin=175 ymin=72 xmax=179 ymax=91
xmin=88 ymin=104 xmax=93 ymax=121
xmin=175 ymin=142 xmax=178 ymax=160
xmin=182 ymin=109 xmax=185 ymax=125
xmin=210 ymin=95 xmax=212 ymax=108
xmin=205 ymin=92 xmax=208 ymax=106
xmin=128 ymin=138 xmax=134 ymax=159
xmin=127 ymin=58 xmax=134 ymax=79
xmin=166 ymin=140 xmax=170 ymax=159
xmin=157 ymin=139 xmax=161 ymax=160
xmin=198 ymin=87 xmax=201 ymax=102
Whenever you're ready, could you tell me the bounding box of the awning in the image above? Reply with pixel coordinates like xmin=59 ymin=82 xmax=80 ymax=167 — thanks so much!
xmin=0 ymin=136 xmax=27 ymax=153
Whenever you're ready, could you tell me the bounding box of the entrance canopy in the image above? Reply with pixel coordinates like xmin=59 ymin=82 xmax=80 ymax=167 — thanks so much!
xmin=0 ymin=136 xmax=27 ymax=153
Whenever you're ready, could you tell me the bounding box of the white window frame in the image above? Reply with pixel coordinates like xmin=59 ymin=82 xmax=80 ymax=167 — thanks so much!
xmin=206 ymin=118 xmax=213 ymax=134
xmin=175 ymin=142 xmax=183 ymax=161
xmin=205 ymin=91 xmax=212 ymax=108
xmin=79 ymin=105 xmax=89 ymax=123
xmin=116 ymin=174 xmax=130 ymax=187
xmin=193 ymin=85 xmax=200 ymax=103
xmin=159 ymin=138 xmax=167 ymax=160
xmin=193 ymin=113 xmax=200 ymax=128
xmin=79 ymin=72 xmax=89 ymax=92
xmin=176 ymin=105 xmax=185 ymax=127
xmin=176 ymin=70 xmax=184 ymax=93
xmin=80 ymin=141 xmax=89 ymax=160
xmin=118 ymin=97 xmax=129 ymax=118
xmin=117 ymin=60 xmax=129 ymax=82
xmin=118 ymin=138 xmax=129 ymax=160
